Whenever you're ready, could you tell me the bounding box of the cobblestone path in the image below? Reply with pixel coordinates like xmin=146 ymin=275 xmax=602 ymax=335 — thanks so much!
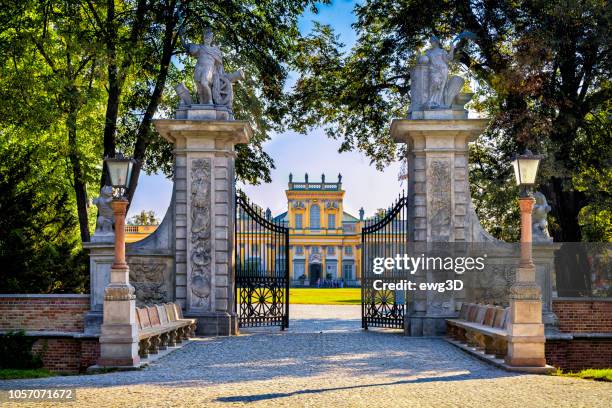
xmin=3 ymin=305 xmax=610 ymax=407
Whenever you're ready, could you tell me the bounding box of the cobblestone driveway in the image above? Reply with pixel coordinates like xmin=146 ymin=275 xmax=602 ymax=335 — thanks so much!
xmin=3 ymin=305 xmax=611 ymax=407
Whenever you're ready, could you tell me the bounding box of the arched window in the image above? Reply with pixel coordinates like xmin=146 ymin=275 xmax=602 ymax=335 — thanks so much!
xmin=310 ymin=204 xmax=321 ymax=229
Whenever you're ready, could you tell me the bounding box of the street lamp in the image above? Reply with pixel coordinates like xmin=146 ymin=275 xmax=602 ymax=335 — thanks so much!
xmin=511 ymin=149 xmax=543 ymax=268
xmin=98 ymin=153 xmax=140 ymax=367
xmin=105 ymin=153 xmax=135 ymax=198
xmin=511 ymin=149 xmax=543 ymax=197
xmin=104 ymin=154 xmax=135 ymax=270
xmin=505 ymin=150 xmax=548 ymax=368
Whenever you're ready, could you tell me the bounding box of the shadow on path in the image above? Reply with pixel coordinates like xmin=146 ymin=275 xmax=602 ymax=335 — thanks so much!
xmin=216 ymin=373 xmax=476 ymax=403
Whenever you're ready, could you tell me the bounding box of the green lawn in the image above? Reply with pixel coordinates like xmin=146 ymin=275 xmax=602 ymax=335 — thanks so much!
xmin=289 ymin=288 xmax=361 ymax=305
xmin=0 ymin=368 xmax=54 ymax=380
xmin=554 ymin=368 xmax=612 ymax=382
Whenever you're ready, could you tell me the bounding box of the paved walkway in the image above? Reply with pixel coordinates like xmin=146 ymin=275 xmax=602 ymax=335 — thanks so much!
xmin=3 ymin=305 xmax=611 ymax=407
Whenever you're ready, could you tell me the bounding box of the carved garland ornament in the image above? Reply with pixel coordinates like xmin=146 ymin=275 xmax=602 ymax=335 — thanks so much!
xmin=189 ymin=158 xmax=212 ymax=310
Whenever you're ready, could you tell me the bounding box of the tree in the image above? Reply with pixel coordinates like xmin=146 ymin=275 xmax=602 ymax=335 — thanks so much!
xmin=85 ymin=0 xmax=324 ymax=203
xmin=288 ymin=0 xmax=611 ymax=242
xmin=1 ymin=0 xmax=105 ymax=243
xmin=0 ymin=141 xmax=88 ymax=294
xmin=1 ymin=0 xmax=325 ymax=249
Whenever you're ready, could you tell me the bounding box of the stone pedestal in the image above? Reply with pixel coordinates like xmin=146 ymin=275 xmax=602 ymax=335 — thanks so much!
xmin=154 ymin=119 xmax=251 ymax=336
xmin=82 ymin=242 xmax=115 ymax=335
xmin=392 ymin=118 xmax=491 ymax=336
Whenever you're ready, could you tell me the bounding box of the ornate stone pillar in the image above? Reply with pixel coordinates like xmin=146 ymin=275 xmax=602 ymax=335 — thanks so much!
xmin=154 ymin=120 xmax=251 ymax=335
xmin=392 ymin=119 xmax=490 ymax=336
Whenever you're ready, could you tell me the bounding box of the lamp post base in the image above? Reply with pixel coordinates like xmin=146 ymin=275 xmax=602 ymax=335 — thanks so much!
xmin=97 ymin=274 xmax=140 ymax=368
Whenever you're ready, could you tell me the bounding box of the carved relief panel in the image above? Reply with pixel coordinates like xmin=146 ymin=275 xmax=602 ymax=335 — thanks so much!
xmin=188 ymin=158 xmax=213 ymax=312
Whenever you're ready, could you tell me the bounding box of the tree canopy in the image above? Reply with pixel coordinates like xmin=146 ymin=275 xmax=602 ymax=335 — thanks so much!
xmin=288 ymin=0 xmax=611 ymax=242
xmin=0 ymin=0 xmax=325 ymax=292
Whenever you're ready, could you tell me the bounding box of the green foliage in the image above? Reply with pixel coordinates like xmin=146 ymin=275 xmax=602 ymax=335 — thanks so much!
xmin=288 ymin=0 xmax=612 ymax=242
xmin=0 ymin=368 xmax=54 ymax=380
xmin=0 ymin=141 xmax=88 ymax=293
xmin=0 ymin=331 xmax=44 ymax=369
xmin=0 ymin=1 xmax=324 ymax=291
xmin=554 ymin=368 xmax=612 ymax=382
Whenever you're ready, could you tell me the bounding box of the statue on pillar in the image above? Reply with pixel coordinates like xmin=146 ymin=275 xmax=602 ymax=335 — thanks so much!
xmin=409 ymin=32 xmax=476 ymax=118
xmin=532 ymin=192 xmax=553 ymax=242
xmin=91 ymin=186 xmax=114 ymax=242
xmin=175 ymin=23 xmax=245 ymax=120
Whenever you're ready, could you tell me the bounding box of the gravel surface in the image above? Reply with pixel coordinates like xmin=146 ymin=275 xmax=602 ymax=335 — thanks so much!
xmin=2 ymin=305 xmax=610 ymax=407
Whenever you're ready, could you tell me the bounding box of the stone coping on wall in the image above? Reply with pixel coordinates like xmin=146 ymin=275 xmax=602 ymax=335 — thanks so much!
xmin=0 ymin=294 xmax=90 ymax=298
xmin=546 ymin=332 xmax=612 ymax=340
xmin=554 ymin=297 xmax=612 ymax=302
xmin=0 ymin=330 xmax=98 ymax=339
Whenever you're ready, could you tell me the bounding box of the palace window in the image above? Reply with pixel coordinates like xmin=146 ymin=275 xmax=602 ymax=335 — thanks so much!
xmin=295 ymin=213 xmax=303 ymax=229
xmin=328 ymin=214 xmax=336 ymax=229
xmin=311 ymin=246 xmax=319 ymax=254
xmin=343 ymin=261 xmax=354 ymax=280
xmin=295 ymin=246 xmax=304 ymax=255
xmin=326 ymin=260 xmax=338 ymax=278
xmin=310 ymin=204 xmax=321 ymax=229
xmin=345 ymin=246 xmax=353 ymax=255
xmin=327 ymin=246 xmax=335 ymax=256
xmin=293 ymin=260 xmax=305 ymax=279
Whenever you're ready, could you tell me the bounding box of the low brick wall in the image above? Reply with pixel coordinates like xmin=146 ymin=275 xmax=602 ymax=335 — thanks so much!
xmin=0 ymin=294 xmax=89 ymax=332
xmin=546 ymin=338 xmax=612 ymax=371
xmin=546 ymin=298 xmax=612 ymax=370
xmin=552 ymin=299 xmax=612 ymax=333
xmin=0 ymin=294 xmax=99 ymax=373
xmin=32 ymin=338 xmax=100 ymax=373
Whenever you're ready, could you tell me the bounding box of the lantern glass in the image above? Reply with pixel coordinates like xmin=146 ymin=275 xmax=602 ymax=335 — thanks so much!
xmin=511 ymin=151 xmax=542 ymax=186
xmin=105 ymin=156 xmax=134 ymax=189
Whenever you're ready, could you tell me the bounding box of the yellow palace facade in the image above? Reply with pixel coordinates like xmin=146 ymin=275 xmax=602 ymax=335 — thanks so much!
xmin=237 ymin=174 xmax=364 ymax=287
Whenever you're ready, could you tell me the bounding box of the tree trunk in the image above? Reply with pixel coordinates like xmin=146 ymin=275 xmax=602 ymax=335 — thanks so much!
xmin=66 ymin=98 xmax=90 ymax=243
xmin=100 ymin=0 xmax=118 ymax=187
xmin=126 ymin=3 xmax=178 ymax=208
xmin=541 ymin=178 xmax=584 ymax=242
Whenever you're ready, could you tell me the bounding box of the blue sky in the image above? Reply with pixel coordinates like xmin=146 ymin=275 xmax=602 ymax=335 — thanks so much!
xmin=128 ymin=0 xmax=404 ymax=221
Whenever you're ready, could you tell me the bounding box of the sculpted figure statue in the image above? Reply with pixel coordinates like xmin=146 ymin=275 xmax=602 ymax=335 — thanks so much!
xmin=409 ymin=32 xmax=476 ymax=116
xmin=181 ymin=27 xmax=222 ymax=105
xmin=424 ymin=36 xmax=456 ymax=108
xmin=178 ymin=25 xmax=244 ymax=110
xmin=92 ymin=185 xmax=114 ymax=240
xmin=532 ymin=192 xmax=553 ymax=242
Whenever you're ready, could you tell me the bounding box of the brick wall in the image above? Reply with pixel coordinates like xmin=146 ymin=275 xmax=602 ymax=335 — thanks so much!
xmin=546 ymin=299 xmax=612 ymax=371
xmin=0 ymin=294 xmax=90 ymax=332
xmin=32 ymin=339 xmax=100 ymax=373
xmin=0 ymin=294 xmax=97 ymax=373
xmin=546 ymin=339 xmax=612 ymax=371
xmin=552 ymin=299 xmax=612 ymax=333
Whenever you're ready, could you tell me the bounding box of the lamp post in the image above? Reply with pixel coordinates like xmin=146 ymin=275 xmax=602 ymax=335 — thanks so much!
xmin=511 ymin=150 xmax=543 ymax=270
xmin=98 ymin=154 xmax=140 ymax=368
xmin=505 ymin=149 xmax=548 ymax=369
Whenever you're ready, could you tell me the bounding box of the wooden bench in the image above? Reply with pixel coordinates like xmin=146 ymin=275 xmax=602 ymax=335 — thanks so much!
xmin=135 ymin=302 xmax=197 ymax=358
xmin=446 ymin=303 xmax=509 ymax=358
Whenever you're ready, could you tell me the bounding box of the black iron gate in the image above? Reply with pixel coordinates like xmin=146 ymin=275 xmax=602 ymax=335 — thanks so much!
xmin=361 ymin=193 xmax=409 ymax=329
xmin=235 ymin=193 xmax=289 ymax=329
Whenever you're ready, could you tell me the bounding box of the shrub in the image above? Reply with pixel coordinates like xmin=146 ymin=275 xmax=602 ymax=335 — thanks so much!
xmin=0 ymin=331 xmax=44 ymax=369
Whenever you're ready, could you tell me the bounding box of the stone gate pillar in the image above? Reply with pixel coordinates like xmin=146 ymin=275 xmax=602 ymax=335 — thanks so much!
xmin=391 ymin=118 xmax=490 ymax=335
xmin=154 ymin=119 xmax=251 ymax=335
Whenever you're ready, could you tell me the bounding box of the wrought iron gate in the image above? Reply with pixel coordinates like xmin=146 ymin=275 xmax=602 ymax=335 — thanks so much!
xmin=361 ymin=193 xmax=409 ymax=329
xmin=235 ymin=193 xmax=289 ymax=329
